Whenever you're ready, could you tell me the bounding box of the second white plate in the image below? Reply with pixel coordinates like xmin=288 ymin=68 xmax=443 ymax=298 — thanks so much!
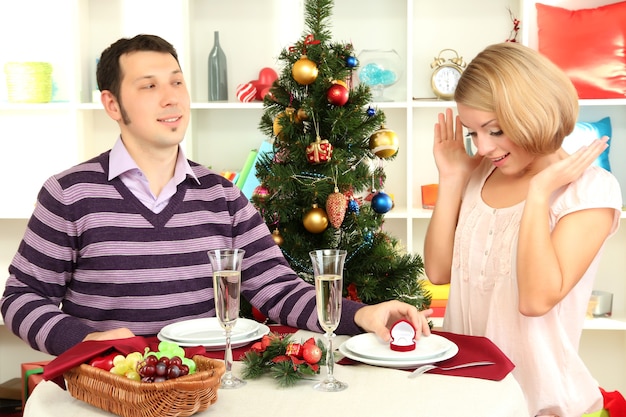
xmin=339 ymin=339 xmax=459 ymax=369
xmin=344 ymin=333 xmax=454 ymax=361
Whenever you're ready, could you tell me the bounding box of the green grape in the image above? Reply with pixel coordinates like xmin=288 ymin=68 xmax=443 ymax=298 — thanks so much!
xmin=111 ymin=362 xmax=129 ymax=375
xmin=171 ymin=346 xmax=185 ymax=358
xmin=125 ymin=370 xmax=141 ymax=381
xmin=126 ymin=351 xmax=143 ymax=369
xmin=112 ymin=354 xmax=127 ymax=367
xmin=157 ymin=341 xmax=179 ymax=353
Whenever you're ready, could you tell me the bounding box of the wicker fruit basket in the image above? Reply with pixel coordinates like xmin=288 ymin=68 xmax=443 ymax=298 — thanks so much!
xmin=64 ymin=355 xmax=225 ymax=417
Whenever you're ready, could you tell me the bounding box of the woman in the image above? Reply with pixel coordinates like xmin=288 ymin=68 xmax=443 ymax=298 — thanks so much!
xmin=424 ymin=42 xmax=622 ymax=416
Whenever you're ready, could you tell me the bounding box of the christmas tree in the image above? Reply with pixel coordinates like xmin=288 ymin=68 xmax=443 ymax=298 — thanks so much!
xmin=250 ymin=0 xmax=430 ymax=314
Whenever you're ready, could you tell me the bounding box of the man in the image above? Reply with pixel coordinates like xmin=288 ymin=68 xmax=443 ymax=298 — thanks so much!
xmin=1 ymin=34 xmax=431 ymax=356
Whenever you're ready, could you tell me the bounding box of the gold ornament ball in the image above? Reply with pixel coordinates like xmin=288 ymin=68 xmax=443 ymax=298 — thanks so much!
xmin=292 ymin=56 xmax=319 ymax=85
xmin=303 ymin=204 xmax=328 ymax=233
xmin=295 ymin=108 xmax=308 ymax=123
xmin=271 ymin=229 xmax=284 ymax=246
xmin=369 ymin=126 xmax=399 ymax=159
xmin=273 ymin=108 xmax=294 ymax=140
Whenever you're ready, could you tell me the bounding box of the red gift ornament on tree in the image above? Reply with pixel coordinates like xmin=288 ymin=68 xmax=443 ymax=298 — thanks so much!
xmin=306 ymin=136 xmax=333 ymax=164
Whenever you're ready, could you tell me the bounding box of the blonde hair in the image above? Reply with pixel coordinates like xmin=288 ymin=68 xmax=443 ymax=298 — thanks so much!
xmin=454 ymin=42 xmax=579 ymax=154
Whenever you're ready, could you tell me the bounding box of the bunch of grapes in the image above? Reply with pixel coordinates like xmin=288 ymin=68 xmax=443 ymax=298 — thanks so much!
xmin=108 ymin=341 xmax=197 ymax=383
xmin=138 ymin=354 xmax=189 ymax=383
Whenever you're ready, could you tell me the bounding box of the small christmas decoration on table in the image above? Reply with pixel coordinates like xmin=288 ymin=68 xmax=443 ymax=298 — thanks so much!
xmin=242 ymin=333 xmax=326 ymax=387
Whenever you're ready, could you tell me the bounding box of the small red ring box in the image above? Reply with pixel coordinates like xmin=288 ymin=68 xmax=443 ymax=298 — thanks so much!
xmin=390 ymin=319 xmax=416 ymax=352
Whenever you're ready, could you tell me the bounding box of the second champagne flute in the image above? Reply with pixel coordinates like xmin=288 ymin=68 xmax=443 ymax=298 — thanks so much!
xmin=208 ymin=248 xmax=245 ymax=389
xmin=309 ymin=249 xmax=348 ymax=392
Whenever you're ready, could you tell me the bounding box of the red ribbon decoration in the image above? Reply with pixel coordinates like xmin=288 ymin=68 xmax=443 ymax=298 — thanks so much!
xmin=288 ymin=34 xmax=321 ymax=55
xmin=304 ymin=34 xmax=320 ymax=46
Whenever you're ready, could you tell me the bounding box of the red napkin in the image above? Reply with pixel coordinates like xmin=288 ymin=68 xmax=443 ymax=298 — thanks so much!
xmin=601 ymin=387 xmax=626 ymax=416
xmin=338 ymin=330 xmax=515 ymax=381
xmin=43 ymin=336 xmax=150 ymax=382
xmin=42 ymin=325 xmax=299 ymax=383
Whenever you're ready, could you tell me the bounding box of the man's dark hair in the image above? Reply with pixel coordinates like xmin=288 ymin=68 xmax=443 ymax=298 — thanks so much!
xmin=96 ymin=34 xmax=180 ymax=100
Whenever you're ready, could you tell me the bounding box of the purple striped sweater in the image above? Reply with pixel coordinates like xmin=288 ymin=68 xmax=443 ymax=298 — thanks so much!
xmin=1 ymin=151 xmax=363 ymax=355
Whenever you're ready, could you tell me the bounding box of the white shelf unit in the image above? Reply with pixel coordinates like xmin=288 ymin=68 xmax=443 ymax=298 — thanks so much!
xmin=0 ymin=0 xmax=624 ymax=391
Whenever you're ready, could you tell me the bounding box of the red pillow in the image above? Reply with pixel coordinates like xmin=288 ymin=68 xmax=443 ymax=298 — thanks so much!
xmin=536 ymin=1 xmax=626 ymax=99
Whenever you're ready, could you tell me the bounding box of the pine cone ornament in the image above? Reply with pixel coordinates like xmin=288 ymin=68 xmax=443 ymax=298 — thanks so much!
xmin=326 ymin=188 xmax=347 ymax=228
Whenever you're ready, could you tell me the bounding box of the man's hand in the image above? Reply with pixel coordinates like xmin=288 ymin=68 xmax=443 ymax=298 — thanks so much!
xmin=82 ymin=328 xmax=136 ymax=342
xmin=354 ymin=300 xmax=433 ymax=342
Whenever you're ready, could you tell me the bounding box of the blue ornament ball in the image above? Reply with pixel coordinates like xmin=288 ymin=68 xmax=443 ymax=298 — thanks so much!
xmin=366 ymin=107 xmax=375 ymax=117
xmin=346 ymin=56 xmax=358 ymax=68
xmin=371 ymin=191 xmax=393 ymax=214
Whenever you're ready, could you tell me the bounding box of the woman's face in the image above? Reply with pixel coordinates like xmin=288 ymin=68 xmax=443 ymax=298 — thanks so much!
xmin=457 ymin=103 xmax=537 ymax=177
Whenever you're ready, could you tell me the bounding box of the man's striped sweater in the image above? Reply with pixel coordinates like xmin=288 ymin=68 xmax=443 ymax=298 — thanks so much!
xmin=1 ymin=151 xmax=363 ymax=355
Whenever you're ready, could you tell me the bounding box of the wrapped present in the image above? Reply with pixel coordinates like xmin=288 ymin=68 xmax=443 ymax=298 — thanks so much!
xmin=21 ymin=360 xmax=50 ymax=408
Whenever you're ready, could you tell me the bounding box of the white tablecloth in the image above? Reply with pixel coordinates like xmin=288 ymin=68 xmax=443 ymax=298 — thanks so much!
xmin=24 ymin=331 xmax=530 ymax=417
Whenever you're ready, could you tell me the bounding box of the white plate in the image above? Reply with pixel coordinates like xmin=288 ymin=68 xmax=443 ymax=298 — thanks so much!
xmin=160 ymin=317 xmax=260 ymax=343
xmin=344 ymin=333 xmax=454 ymax=361
xmin=157 ymin=322 xmax=270 ymax=351
xmin=339 ymin=338 xmax=458 ymax=369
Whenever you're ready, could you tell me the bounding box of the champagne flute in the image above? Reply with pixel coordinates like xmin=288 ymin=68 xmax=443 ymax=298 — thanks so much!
xmin=208 ymin=248 xmax=246 ymax=389
xmin=309 ymin=249 xmax=348 ymax=392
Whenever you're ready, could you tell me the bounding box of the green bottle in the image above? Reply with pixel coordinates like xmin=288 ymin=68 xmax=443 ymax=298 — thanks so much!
xmin=208 ymin=31 xmax=228 ymax=101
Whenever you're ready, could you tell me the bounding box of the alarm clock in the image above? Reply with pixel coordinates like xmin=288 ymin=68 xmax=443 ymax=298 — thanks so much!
xmin=430 ymin=49 xmax=466 ymax=100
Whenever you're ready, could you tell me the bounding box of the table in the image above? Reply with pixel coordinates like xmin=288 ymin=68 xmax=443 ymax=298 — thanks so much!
xmin=24 ymin=330 xmax=530 ymax=417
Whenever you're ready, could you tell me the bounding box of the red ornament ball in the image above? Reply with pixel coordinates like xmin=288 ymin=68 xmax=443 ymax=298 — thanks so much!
xmin=252 ymin=185 xmax=270 ymax=204
xmin=327 ymin=83 xmax=349 ymax=106
xmin=302 ymin=343 xmax=322 ymax=364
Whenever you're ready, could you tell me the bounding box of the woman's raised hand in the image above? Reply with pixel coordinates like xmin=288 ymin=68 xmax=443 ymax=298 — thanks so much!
xmin=531 ymin=137 xmax=609 ymax=195
xmin=433 ymin=108 xmax=481 ymax=180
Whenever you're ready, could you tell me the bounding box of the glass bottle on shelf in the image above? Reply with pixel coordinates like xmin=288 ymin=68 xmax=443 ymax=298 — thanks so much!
xmin=208 ymin=31 xmax=228 ymax=101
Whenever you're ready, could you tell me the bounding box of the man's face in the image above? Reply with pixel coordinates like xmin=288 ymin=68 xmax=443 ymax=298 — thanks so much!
xmin=114 ymin=50 xmax=191 ymax=151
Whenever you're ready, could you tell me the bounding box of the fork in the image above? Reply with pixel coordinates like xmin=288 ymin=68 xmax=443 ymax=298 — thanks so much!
xmin=408 ymin=361 xmax=495 ymax=378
